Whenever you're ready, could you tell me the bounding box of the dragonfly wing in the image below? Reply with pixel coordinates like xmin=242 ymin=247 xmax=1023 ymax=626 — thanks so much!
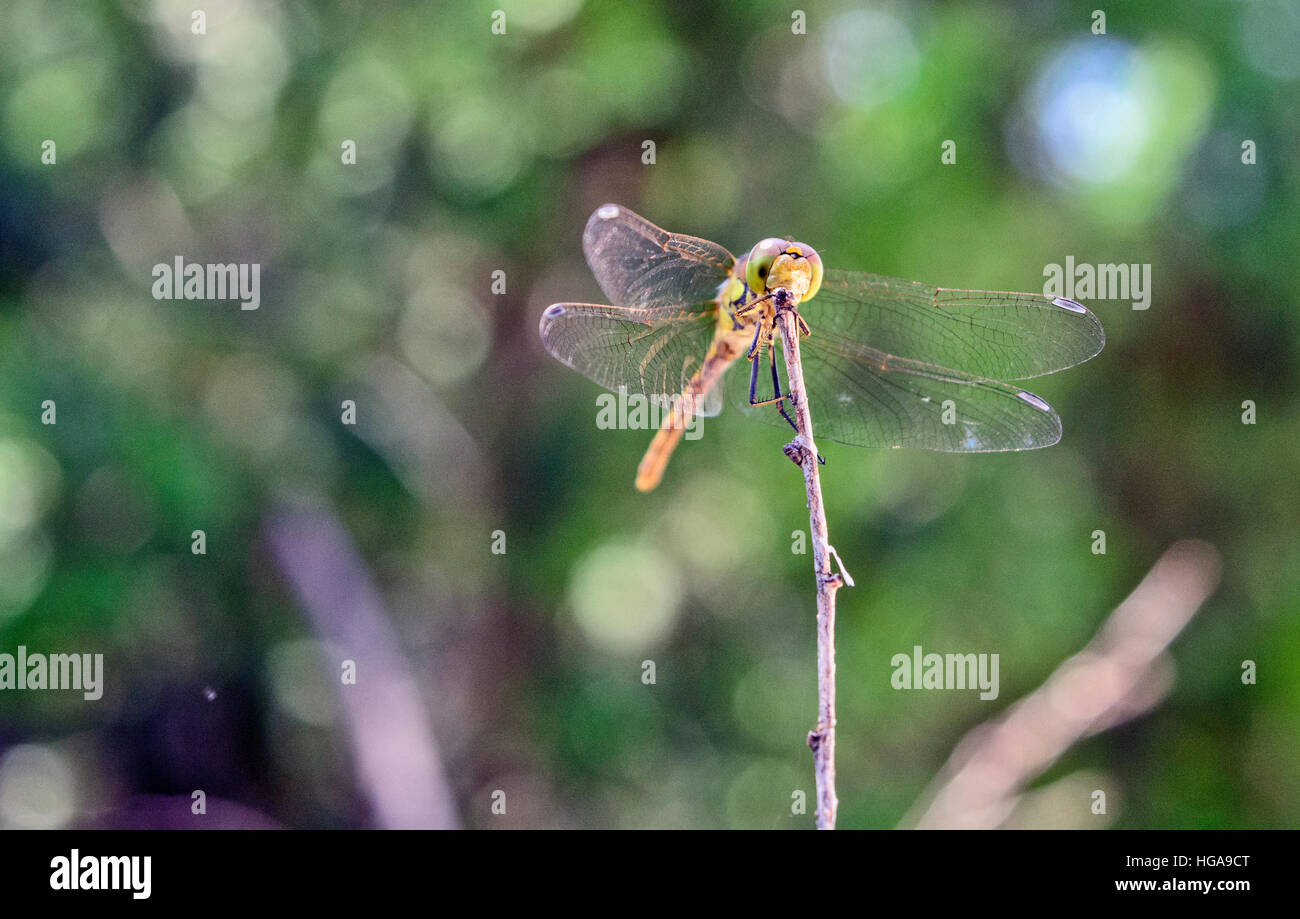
xmin=539 ymin=301 xmax=727 ymax=417
xmin=728 ymin=330 xmax=1062 ymax=451
xmin=583 ymin=204 xmax=736 ymax=310
xmin=807 ymin=268 xmax=1104 ymax=381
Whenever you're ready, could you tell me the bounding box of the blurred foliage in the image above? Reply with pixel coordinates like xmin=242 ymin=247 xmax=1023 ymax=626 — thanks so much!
xmin=0 ymin=0 xmax=1297 ymax=828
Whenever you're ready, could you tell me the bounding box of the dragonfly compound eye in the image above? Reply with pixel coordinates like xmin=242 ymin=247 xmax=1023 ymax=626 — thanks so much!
xmin=787 ymin=242 xmax=823 ymax=301
xmin=745 ymin=238 xmax=787 ymax=293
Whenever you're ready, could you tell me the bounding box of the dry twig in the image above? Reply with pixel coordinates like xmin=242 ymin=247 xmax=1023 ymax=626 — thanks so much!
xmin=775 ymin=308 xmax=851 ymax=830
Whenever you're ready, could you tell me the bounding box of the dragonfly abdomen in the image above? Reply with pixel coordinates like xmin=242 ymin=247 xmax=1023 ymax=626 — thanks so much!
xmin=634 ymin=336 xmax=744 ymax=491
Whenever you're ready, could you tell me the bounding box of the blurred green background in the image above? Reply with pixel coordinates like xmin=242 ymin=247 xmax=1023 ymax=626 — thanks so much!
xmin=0 ymin=0 xmax=1296 ymax=829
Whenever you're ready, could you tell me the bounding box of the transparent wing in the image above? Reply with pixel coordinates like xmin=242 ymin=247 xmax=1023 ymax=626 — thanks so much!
xmin=806 ymin=269 xmax=1105 ymax=381
xmin=582 ymin=204 xmax=735 ymax=310
xmin=539 ymin=301 xmax=726 ymax=416
xmin=729 ymin=331 xmax=1063 ymax=451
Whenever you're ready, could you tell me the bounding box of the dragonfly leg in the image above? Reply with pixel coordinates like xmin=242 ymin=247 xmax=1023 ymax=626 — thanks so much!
xmin=769 ymin=342 xmax=802 ymax=435
xmin=743 ymin=336 xmax=828 ymax=465
xmin=734 ymin=290 xmax=772 ymax=322
xmin=749 ymin=322 xmax=787 ymax=408
xmin=778 ymin=402 xmax=798 ymax=433
xmin=773 ymin=301 xmax=812 ymax=337
xmin=768 ymin=325 xmax=782 ymax=402
xmin=767 ymin=322 xmax=826 ymax=464
xmin=746 ymin=318 xmax=763 ymax=361
xmin=728 ymin=284 xmax=755 ymax=330
xmin=749 ymin=311 xmax=825 ymax=463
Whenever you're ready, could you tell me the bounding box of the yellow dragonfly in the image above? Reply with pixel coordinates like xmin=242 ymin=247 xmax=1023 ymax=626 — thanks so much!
xmin=540 ymin=204 xmax=1104 ymax=491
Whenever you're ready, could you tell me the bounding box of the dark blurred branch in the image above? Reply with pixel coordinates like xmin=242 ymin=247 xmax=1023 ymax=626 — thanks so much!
xmin=776 ymin=307 xmax=852 ymax=830
xmin=266 ymin=503 xmax=460 ymax=829
xmin=904 ymin=539 xmax=1221 ymax=830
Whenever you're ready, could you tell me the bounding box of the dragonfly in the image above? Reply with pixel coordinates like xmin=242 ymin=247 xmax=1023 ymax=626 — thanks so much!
xmin=540 ymin=204 xmax=1104 ymax=491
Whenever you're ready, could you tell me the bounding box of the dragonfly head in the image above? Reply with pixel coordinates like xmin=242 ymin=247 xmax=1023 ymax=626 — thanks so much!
xmin=745 ymin=238 xmax=823 ymax=302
